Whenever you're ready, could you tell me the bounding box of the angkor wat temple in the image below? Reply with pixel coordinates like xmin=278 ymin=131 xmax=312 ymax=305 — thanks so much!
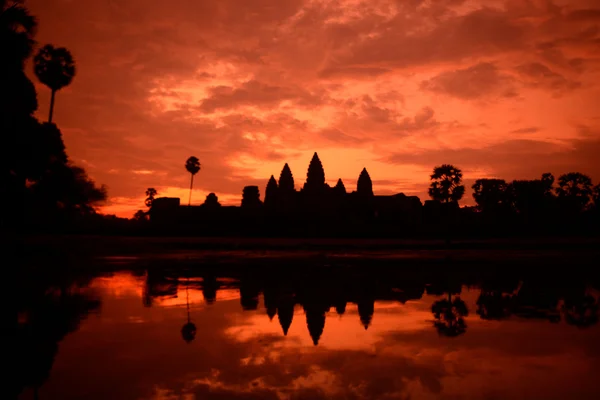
xmin=150 ymin=152 xmax=423 ymax=236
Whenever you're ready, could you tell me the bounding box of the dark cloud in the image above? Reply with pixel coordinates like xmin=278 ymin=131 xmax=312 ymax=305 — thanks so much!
xmin=382 ymin=137 xmax=600 ymax=180
xmin=421 ymin=62 xmax=517 ymax=99
xmin=515 ymin=62 xmax=581 ymax=93
xmin=510 ymin=127 xmax=540 ymax=134
xmin=199 ymin=80 xmax=323 ymax=113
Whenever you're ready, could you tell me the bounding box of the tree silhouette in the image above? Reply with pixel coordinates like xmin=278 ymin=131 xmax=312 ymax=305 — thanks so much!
xmin=472 ymin=179 xmax=509 ymax=213
xmin=145 ymin=187 xmax=157 ymax=208
xmin=185 ymin=156 xmax=200 ymax=206
xmin=33 ymin=44 xmax=76 ymax=123
xmin=476 ymin=290 xmax=513 ymax=320
xmin=428 ymin=164 xmax=465 ymax=204
xmin=509 ymin=173 xmax=555 ymax=219
xmin=133 ymin=210 xmax=147 ymax=222
xmin=357 ymin=168 xmax=373 ymax=197
xmin=431 ymin=293 xmax=468 ymax=337
xmin=203 ymin=192 xmax=220 ymax=208
xmin=1 ymin=0 xmax=37 ymax=69
xmin=556 ymin=172 xmax=594 ymax=213
xmin=562 ymin=290 xmax=599 ymax=328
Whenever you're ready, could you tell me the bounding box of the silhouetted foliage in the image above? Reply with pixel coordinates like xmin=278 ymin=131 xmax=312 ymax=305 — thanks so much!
xmin=1 ymin=4 xmax=106 ymax=232
xmin=15 ymin=277 xmax=100 ymax=397
xmin=429 ymin=164 xmax=465 ymax=204
xmin=509 ymin=173 xmax=555 ymax=223
xmin=472 ymin=179 xmax=510 ymax=213
xmin=33 ymin=44 xmax=75 ymax=123
xmin=27 ymin=163 xmax=107 ymax=225
xmin=556 ymin=172 xmax=593 ymax=213
xmin=203 ymin=192 xmax=221 ymax=208
xmin=357 ymin=168 xmax=373 ymax=197
xmin=185 ymin=156 xmax=201 ymax=206
xmin=133 ymin=210 xmax=147 ymax=222
xmin=1 ymin=0 xmax=37 ymax=69
xmin=145 ymin=187 xmax=157 ymax=208
xmin=562 ymin=290 xmax=599 ymax=328
xmin=431 ymin=294 xmax=468 ymax=337
xmin=476 ymin=290 xmax=513 ymax=320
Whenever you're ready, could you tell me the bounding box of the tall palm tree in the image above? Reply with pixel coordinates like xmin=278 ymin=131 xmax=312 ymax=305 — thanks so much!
xmin=185 ymin=156 xmax=201 ymax=206
xmin=33 ymin=44 xmax=76 ymax=123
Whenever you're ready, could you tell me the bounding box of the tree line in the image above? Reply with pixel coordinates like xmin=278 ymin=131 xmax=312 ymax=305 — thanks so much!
xmin=1 ymin=0 xmax=106 ymax=231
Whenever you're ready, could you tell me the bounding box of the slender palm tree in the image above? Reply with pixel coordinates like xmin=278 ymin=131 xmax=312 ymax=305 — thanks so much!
xmin=33 ymin=44 xmax=76 ymax=123
xmin=185 ymin=156 xmax=201 ymax=206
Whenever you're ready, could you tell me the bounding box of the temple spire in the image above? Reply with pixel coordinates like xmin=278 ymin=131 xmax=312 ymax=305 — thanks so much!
xmin=304 ymin=152 xmax=326 ymax=192
xmin=278 ymin=163 xmax=295 ymax=193
xmin=357 ymin=168 xmax=373 ymax=196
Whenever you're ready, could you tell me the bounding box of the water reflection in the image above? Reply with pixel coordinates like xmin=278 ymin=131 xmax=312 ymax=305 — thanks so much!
xmin=15 ymin=260 xmax=600 ymax=399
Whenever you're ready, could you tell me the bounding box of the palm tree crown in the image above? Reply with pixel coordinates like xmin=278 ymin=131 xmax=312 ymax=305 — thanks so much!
xmin=34 ymin=44 xmax=75 ymax=91
xmin=185 ymin=156 xmax=201 ymax=175
xmin=429 ymin=164 xmax=465 ymax=204
xmin=185 ymin=156 xmax=201 ymax=206
xmin=33 ymin=44 xmax=76 ymax=123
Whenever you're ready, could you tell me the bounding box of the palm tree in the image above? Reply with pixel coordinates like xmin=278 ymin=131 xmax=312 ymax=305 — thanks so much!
xmin=145 ymin=187 xmax=157 ymax=208
xmin=429 ymin=164 xmax=465 ymax=204
xmin=1 ymin=0 xmax=37 ymax=69
xmin=431 ymin=293 xmax=469 ymax=337
xmin=180 ymin=278 xmax=197 ymax=343
xmin=33 ymin=44 xmax=76 ymax=123
xmin=185 ymin=156 xmax=201 ymax=206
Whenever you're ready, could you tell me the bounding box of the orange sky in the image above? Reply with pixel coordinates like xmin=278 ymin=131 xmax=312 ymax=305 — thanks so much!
xmin=26 ymin=0 xmax=600 ymax=218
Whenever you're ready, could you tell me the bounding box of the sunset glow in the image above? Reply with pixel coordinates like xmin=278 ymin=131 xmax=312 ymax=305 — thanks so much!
xmin=26 ymin=0 xmax=600 ymax=217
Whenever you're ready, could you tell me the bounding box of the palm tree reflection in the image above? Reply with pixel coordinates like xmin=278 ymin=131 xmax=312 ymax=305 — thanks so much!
xmin=431 ymin=293 xmax=469 ymax=337
xmin=180 ymin=279 xmax=197 ymax=344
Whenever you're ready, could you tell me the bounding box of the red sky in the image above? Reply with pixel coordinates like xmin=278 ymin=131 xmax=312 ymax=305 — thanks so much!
xmin=26 ymin=0 xmax=600 ymax=218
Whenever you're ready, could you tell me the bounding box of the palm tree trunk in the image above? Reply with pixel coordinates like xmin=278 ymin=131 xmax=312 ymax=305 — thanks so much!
xmin=48 ymin=89 xmax=56 ymax=124
xmin=188 ymin=174 xmax=194 ymax=206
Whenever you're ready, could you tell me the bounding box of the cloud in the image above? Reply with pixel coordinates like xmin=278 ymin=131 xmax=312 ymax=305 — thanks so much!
xmin=25 ymin=0 xmax=600 ymax=216
xmin=421 ymin=62 xmax=518 ymax=99
xmin=515 ymin=62 xmax=581 ymax=93
xmin=510 ymin=127 xmax=540 ymax=134
xmin=199 ymin=80 xmax=324 ymax=113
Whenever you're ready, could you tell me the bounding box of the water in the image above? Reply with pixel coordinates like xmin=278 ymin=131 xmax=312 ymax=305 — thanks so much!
xmin=14 ymin=254 xmax=600 ymax=399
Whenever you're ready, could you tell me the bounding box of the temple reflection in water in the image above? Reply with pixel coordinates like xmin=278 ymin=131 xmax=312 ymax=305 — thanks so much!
xmin=141 ymin=265 xmax=600 ymax=344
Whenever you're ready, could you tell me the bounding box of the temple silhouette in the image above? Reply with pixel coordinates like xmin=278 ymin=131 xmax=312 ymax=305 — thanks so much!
xmin=150 ymin=152 xmax=422 ymax=236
